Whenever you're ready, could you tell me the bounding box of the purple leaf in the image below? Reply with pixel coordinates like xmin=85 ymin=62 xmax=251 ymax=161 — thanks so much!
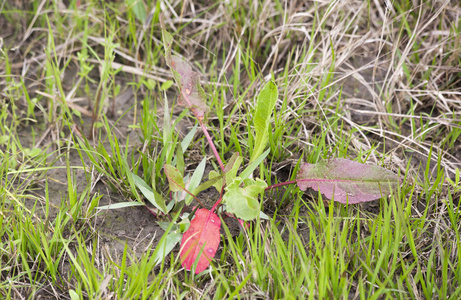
xmin=296 ymin=158 xmax=400 ymax=204
xmin=160 ymin=20 xmax=209 ymax=120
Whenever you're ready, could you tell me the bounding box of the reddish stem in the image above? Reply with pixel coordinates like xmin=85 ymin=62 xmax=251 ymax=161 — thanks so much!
xmin=144 ymin=205 xmax=158 ymax=217
xmin=197 ymin=118 xmax=225 ymax=172
xmin=265 ymin=180 xmax=297 ymax=191
xmin=181 ymin=187 xmax=206 ymax=208
xmin=177 ymin=82 xmax=225 ymax=173
xmin=211 ymin=186 xmax=225 ymax=213
xmin=166 ymin=174 xmax=206 ymax=208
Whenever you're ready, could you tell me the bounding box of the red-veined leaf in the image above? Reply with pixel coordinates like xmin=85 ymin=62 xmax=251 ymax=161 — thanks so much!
xmin=179 ymin=208 xmax=221 ymax=274
xmin=296 ymin=158 xmax=400 ymax=204
xmin=164 ymin=164 xmax=185 ymax=192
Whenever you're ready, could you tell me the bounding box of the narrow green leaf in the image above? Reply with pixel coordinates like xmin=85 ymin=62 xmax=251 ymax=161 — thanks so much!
xmin=152 ymin=211 xmax=182 ymax=267
xmin=250 ymin=81 xmax=278 ymax=162
xmin=166 ymin=199 xmax=175 ymax=212
xmin=240 ymin=148 xmax=270 ymax=180
xmin=224 ymin=152 xmax=241 ymax=172
xmin=181 ymin=124 xmax=198 ymax=152
xmin=153 ymin=231 xmax=183 ymax=266
xmin=185 ymin=157 xmax=206 ymax=205
xmin=97 ymin=202 xmax=144 ymax=210
xmin=224 ymin=152 xmax=243 ymax=185
xmin=162 ymin=96 xmax=174 ymax=163
xmin=193 ymin=172 xmax=224 ymax=195
xmin=161 ymin=17 xmax=174 ymax=64
xmin=132 ymin=174 xmax=168 ymax=213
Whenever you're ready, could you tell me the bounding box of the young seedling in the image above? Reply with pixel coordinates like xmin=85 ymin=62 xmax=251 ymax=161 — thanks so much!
xmin=154 ymin=21 xmax=401 ymax=274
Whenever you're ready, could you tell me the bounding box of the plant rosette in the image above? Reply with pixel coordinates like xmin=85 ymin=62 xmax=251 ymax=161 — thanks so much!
xmin=109 ymin=18 xmax=401 ymax=275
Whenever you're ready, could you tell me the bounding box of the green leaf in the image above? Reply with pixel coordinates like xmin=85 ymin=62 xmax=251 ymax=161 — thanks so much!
xmin=166 ymin=199 xmax=175 ymax=212
xmin=132 ymin=174 xmax=168 ymax=213
xmin=185 ymin=157 xmax=206 ymax=205
xmin=153 ymin=231 xmax=183 ymax=266
xmin=240 ymin=148 xmax=270 ymax=180
xmin=152 ymin=211 xmax=182 ymax=266
xmin=224 ymin=152 xmax=243 ymax=184
xmin=207 ymin=153 xmax=242 ymax=192
xmin=181 ymin=124 xmax=198 ymax=152
xmin=160 ymin=80 xmax=174 ymax=91
xmin=259 ymin=211 xmax=269 ymax=220
xmin=126 ymin=0 xmax=146 ymax=22
xmin=192 ymin=172 xmax=224 ymax=195
xmin=27 ymin=148 xmax=42 ymax=158
xmin=69 ymin=290 xmax=79 ymax=300
xmin=164 ymin=164 xmax=185 ymax=192
xmin=250 ymin=81 xmax=278 ymax=163
xmin=178 ymin=217 xmax=191 ymax=233
xmin=93 ymin=121 xmax=104 ymax=128
xmin=0 ymin=135 xmax=9 ymax=145
xmin=162 ymin=97 xmax=174 ymax=162
xmin=97 ymin=202 xmax=144 ymax=210
xmin=223 ymin=177 xmax=267 ymax=220
xmin=157 ymin=221 xmax=178 ymax=231
xmin=208 ymin=170 xmax=223 ymax=191
xmin=161 ymin=18 xmax=174 ymax=65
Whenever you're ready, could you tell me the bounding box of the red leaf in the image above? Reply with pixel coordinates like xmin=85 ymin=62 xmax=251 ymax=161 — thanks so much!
xmin=296 ymin=159 xmax=400 ymax=204
xmin=179 ymin=209 xmax=221 ymax=274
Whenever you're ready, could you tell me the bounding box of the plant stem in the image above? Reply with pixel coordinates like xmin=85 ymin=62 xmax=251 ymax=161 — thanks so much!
xmin=265 ymin=180 xmax=297 ymax=191
xmin=211 ymin=186 xmax=225 ymax=213
xmin=198 ymin=118 xmax=225 ymax=172
xmin=182 ymin=187 xmax=207 ymax=208
xmin=144 ymin=205 xmax=158 ymax=217
xmin=167 ymin=176 xmax=207 ymax=208
xmin=176 ymin=73 xmax=224 ymax=172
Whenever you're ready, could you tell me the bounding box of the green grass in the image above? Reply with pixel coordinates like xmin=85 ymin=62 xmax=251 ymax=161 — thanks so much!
xmin=1 ymin=0 xmax=461 ymax=298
